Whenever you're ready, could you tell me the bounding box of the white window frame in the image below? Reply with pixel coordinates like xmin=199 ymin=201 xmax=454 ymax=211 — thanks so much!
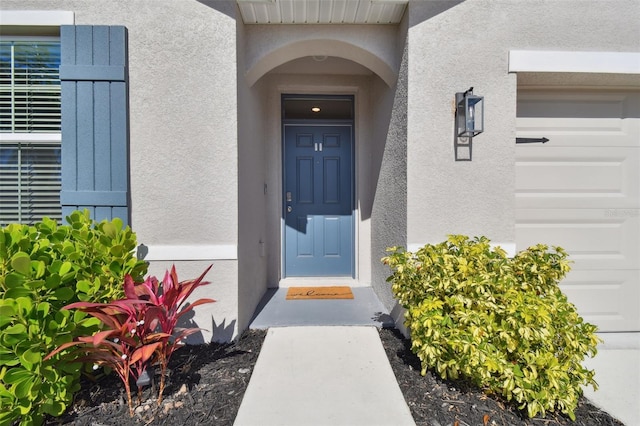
xmin=0 ymin=11 xmax=73 ymax=225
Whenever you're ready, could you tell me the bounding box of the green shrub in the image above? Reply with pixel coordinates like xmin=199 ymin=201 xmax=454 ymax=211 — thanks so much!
xmin=382 ymin=235 xmax=600 ymax=420
xmin=0 ymin=210 xmax=148 ymax=426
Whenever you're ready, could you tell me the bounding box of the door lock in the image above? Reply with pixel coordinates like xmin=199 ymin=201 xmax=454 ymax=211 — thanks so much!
xmin=286 ymin=191 xmax=292 ymax=202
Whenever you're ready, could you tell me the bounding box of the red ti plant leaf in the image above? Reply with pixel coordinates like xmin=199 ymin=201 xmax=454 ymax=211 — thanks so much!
xmin=138 ymin=264 xmax=215 ymax=404
xmin=130 ymin=341 xmax=163 ymax=365
xmin=48 ymin=264 xmax=216 ymax=414
xmin=92 ymin=329 xmax=118 ymax=347
xmin=124 ymin=275 xmax=161 ymax=304
xmin=161 ymin=264 xmax=213 ymax=320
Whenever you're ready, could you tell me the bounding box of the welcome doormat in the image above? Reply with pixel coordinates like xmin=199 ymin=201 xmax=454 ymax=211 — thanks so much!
xmin=286 ymin=286 xmax=354 ymax=300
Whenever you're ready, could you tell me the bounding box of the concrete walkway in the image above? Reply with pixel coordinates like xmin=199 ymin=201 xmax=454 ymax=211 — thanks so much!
xmin=233 ymin=326 xmax=415 ymax=426
xmin=238 ymin=289 xmax=637 ymax=425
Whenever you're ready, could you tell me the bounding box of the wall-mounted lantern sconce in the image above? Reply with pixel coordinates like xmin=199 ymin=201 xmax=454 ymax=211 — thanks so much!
xmin=456 ymin=87 xmax=484 ymax=138
xmin=454 ymin=87 xmax=484 ymax=161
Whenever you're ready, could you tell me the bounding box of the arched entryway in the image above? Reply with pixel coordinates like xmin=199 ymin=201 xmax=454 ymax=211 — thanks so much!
xmin=236 ymin=20 xmax=408 ymax=331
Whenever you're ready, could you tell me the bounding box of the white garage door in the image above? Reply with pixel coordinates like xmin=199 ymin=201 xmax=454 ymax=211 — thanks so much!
xmin=516 ymin=89 xmax=640 ymax=332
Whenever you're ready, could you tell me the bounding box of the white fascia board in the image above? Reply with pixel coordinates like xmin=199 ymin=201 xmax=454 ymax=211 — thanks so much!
xmin=142 ymin=245 xmax=237 ymax=261
xmin=407 ymin=242 xmax=517 ymax=258
xmin=509 ymin=50 xmax=640 ymax=74
xmin=0 ymin=10 xmax=74 ymax=26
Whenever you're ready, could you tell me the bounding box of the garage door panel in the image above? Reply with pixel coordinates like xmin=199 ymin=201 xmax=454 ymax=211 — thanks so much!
xmin=560 ymin=269 xmax=640 ymax=332
xmin=516 ymin=118 xmax=638 ymax=147
xmin=517 ymin=97 xmax=623 ymax=118
xmin=516 ymin=147 xmax=638 ymax=209
xmin=516 ymin=90 xmax=639 ymax=332
xmin=517 ymin=92 xmax=630 ymax=118
xmin=516 ymin=209 xmax=639 ymax=270
xmin=517 ymin=91 xmax=640 ymax=145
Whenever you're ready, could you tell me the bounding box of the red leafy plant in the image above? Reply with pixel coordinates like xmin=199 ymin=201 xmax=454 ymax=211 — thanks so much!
xmin=45 ymin=265 xmax=215 ymax=417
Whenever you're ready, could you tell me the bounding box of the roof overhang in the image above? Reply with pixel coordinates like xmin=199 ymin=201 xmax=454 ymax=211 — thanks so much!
xmin=237 ymin=0 xmax=408 ymax=24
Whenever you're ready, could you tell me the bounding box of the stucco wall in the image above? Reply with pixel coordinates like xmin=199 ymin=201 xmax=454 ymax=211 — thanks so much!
xmin=405 ymin=0 xmax=640 ymax=249
xmin=5 ymin=0 xmax=638 ymax=338
xmin=236 ymin=18 xmax=269 ymax=333
xmin=243 ymin=24 xmax=400 ymax=87
xmin=370 ymin=42 xmax=408 ymax=312
xmin=3 ymin=0 xmax=240 ymax=341
xmin=243 ymin=21 xmax=408 ymax=287
xmin=236 ymin=12 xmax=410 ymax=313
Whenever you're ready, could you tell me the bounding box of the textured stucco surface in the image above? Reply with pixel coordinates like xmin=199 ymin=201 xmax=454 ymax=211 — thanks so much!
xmin=371 ymin=41 xmax=408 ymax=313
xmin=236 ymin=18 xmax=269 ymax=333
xmin=405 ymin=0 xmax=640 ymax=247
xmin=243 ymin=24 xmax=400 ymax=86
xmin=244 ymin=19 xmax=408 ymax=290
xmin=2 ymin=0 xmax=240 ymax=340
xmin=4 ymin=0 xmax=639 ymax=339
xmin=1 ymin=1 xmax=240 ymax=245
xmin=0 ymin=0 xmax=241 ymax=246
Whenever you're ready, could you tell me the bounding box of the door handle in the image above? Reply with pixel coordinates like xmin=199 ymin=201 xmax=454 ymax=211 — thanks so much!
xmin=287 ymin=206 xmax=292 ymax=213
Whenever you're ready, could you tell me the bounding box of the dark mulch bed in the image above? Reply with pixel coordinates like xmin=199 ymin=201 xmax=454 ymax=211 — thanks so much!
xmin=45 ymin=328 xmax=623 ymax=426
xmin=380 ymin=327 xmax=624 ymax=426
xmin=45 ymin=330 xmax=267 ymax=426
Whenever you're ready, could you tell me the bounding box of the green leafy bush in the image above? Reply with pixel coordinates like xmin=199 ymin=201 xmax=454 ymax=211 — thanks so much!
xmin=382 ymin=235 xmax=600 ymax=420
xmin=0 ymin=210 xmax=148 ymax=426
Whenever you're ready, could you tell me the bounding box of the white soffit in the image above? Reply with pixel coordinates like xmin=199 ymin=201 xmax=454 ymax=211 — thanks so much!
xmin=237 ymin=0 xmax=408 ymax=24
xmin=509 ymin=50 xmax=640 ymax=74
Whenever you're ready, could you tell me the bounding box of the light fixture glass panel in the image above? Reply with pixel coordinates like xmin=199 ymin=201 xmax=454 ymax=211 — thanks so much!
xmin=457 ymin=94 xmax=484 ymax=137
xmin=466 ymin=96 xmax=483 ymax=134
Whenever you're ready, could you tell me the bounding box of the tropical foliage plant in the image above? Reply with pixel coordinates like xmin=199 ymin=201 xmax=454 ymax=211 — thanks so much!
xmin=0 ymin=210 xmax=147 ymax=426
xmin=382 ymin=235 xmax=600 ymax=420
xmin=46 ymin=265 xmax=215 ymax=417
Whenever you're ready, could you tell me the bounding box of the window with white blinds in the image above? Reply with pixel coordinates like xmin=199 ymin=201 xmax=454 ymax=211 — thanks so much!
xmin=0 ymin=39 xmax=61 ymax=226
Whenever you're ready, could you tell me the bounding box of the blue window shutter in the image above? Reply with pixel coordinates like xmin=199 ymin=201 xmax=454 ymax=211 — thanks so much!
xmin=60 ymin=25 xmax=130 ymax=226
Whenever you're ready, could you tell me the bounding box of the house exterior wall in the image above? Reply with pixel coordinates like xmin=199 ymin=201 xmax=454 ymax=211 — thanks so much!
xmin=3 ymin=0 xmax=638 ymax=339
xmin=405 ymin=0 xmax=640 ymax=251
xmin=2 ymin=0 xmax=240 ymax=341
xmin=241 ymin=22 xmax=406 ymax=291
xmin=236 ymin=17 xmax=269 ymax=334
xmin=242 ymin=23 xmax=400 ymax=87
xmin=370 ymin=41 xmax=409 ymax=312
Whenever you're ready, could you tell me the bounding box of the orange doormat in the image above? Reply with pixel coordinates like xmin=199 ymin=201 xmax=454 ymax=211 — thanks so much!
xmin=286 ymin=286 xmax=354 ymax=300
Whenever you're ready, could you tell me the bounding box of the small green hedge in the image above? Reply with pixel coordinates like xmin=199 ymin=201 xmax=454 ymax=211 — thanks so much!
xmin=0 ymin=210 xmax=148 ymax=426
xmin=383 ymin=235 xmax=599 ymax=420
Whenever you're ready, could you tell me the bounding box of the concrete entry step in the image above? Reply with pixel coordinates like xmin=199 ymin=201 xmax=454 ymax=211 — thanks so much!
xmin=249 ymin=287 xmax=394 ymax=329
xmin=233 ymin=326 xmax=416 ymax=426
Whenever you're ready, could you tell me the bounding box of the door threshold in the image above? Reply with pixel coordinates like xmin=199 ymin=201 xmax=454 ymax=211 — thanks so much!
xmin=277 ymin=277 xmax=367 ymax=288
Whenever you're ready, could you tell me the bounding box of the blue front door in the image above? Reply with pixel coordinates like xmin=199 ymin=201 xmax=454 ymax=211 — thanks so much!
xmin=284 ymin=124 xmax=354 ymax=277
